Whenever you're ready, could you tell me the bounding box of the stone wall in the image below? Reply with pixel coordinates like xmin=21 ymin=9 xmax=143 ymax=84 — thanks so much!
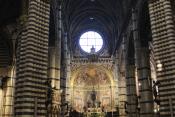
xmin=149 ymin=0 xmax=175 ymax=116
xmin=15 ymin=0 xmax=50 ymax=116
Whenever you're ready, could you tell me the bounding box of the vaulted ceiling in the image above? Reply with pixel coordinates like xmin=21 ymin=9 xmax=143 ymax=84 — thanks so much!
xmin=0 ymin=0 xmax=134 ymax=67
xmin=62 ymin=0 xmax=132 ymax=55
xmin=0 ymin=0 xmax=21 ymax=26
xmin=0 ymin=0 xmax=21 ymax=67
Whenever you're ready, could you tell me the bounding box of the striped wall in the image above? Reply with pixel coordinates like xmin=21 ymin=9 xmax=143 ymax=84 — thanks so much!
xmin=149 ymin=0 xmax=175 ymax=116
xmin=15 ymin=0 xmax=50 ymax=116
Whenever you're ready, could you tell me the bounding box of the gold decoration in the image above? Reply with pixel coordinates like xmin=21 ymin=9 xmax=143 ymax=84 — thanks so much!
xmin=86 ymin=68 xmax=97 ymax=78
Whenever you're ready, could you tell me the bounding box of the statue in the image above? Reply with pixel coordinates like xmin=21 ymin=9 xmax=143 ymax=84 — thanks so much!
xmin=91 ymin=88 xmax=97 ymax=107
xmin=153 ymin=80 xmax=160 ymax=105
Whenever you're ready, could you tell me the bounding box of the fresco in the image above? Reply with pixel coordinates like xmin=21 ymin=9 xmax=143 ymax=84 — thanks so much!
xmin=72 ymin=67 xmax=114 ymax=112
xmin=74 ymin=67 xmax=110 ymax=86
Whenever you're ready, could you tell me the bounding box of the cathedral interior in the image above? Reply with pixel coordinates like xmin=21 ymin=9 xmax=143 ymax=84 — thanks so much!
xmin=0 ymin=0 xmax=175 ymax=117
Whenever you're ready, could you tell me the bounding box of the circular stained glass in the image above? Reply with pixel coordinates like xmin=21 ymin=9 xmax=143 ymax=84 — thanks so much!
xmin=79 ymin=31 xmax=103 ymax=53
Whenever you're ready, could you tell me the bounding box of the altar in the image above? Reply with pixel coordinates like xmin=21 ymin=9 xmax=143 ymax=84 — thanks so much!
xmin=83 ymin=108 xmax=106 ymax=117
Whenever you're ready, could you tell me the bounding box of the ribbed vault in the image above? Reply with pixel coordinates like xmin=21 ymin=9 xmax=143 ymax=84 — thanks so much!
xmin=62 ymin=0 xmax=126 ymax=55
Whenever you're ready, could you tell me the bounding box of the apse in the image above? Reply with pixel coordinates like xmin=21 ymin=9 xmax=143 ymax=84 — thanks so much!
xmin=71 ymin=65 xmax=116 ymax=113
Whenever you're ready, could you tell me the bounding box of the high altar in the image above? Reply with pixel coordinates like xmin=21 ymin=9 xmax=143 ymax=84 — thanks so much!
xmin=70 ymin=64 xmax=117 ymax=115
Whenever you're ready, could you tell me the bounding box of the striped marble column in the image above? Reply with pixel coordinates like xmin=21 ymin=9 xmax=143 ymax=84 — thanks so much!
xmin=148 ymin=0 xmax=175 ymax=116
xmin=2 ymin=66 xmax=16 ymax=117
xmin=132 ymin=9 xmax=154 ymax=117
xmin=118 ymin=36 xmax=127 ymax=117
xmin=54 ymin=1 xmax=62 ymax=93
xmin=2 ymin=77 xmax=13 ymax=117
xmin=60 ymin=33 xmax=67 ymax=104
xmin=124 ymin=34 xmax=137 ymax=117
xmin=47 ymin=47 xmax=61 ymax=116
xmin=65 ymin=52 xmax=71 ymax=104
xmin=15 ymin=0 xmax=50 ymax=116
xmin=0 ymin=67 xmax=15 ymax=117
xmin=47 ymin=1 xmax=62 ymax=116
xmin=139 ymin=48 xmax=154 ymax=117
xmin=118 ymin=75 xmax=127 ymax=117
xmin=113 ymin=55 xmax=119 ymax=112
xmin=125 ymin=63 xmax=137 ymax=117
xmin=61 ymin=32 xmax=71 ymax=116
